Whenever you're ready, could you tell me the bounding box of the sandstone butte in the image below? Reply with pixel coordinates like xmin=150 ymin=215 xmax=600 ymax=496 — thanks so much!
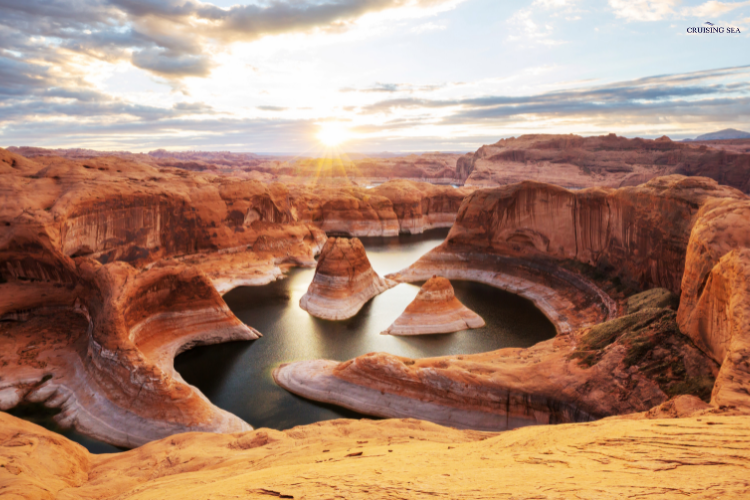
xmin=275 ymin=175 xmax=750 ymax=433
xmin=382 ymin=276 xmax=485 ymax=335
xmin=456 ymin=133 xmax=750 ymax=192
xmin=0 ymin=147 xmax=466 ymax=448
xmin=299 ymin=237 xmax=395 ymax=320
xmin=3 ymin=410 xmax=750 ymax=500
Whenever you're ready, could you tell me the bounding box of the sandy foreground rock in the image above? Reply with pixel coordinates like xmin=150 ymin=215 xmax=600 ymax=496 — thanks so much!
xmin=300 ymin=237 xmax=396 ymax=320
xmin=382 ymin=276 xmax=484 ymax=335
xmin=2 ymin=410 xmax=750 ymax=500
xmin=276 ymin=175 xmax=750 ymax=428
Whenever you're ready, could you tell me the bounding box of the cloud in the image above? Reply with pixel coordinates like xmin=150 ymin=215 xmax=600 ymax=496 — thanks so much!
xmin=683 ymin=0 xmax=750 ymax=17
xmin=0 ymin=0 xmax=461 ymax=83
xmin=358 ymin=65 xmax=750 ymax=127
xmin=340 ymin=82 xmax=444 ymax=93
xmin=608 ymin=0 xmax=679 ymax=21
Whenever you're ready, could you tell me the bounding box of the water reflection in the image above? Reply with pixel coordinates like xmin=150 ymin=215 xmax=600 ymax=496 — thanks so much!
xmin=175 ymin=229 xmax=556 ymax=431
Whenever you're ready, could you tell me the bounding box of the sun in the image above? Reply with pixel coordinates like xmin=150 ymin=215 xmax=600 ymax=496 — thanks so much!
xmin=317 ymin=122 xmax=352 ymax=147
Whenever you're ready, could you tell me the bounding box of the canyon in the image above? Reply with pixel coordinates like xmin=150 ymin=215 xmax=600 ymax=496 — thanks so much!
xmin=275 ymin=175 xmax=750 ymax=430
xmin=3 ymin=140 xmax=750 ymax=497
xmin=0 ymin=147 xmax=467 ymax=448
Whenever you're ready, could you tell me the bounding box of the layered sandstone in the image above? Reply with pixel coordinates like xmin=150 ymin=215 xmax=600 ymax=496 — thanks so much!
xmin=300 ymin=237 xmax=395 ymax=320
xmin=276 ymin=176 xmax=750 ymax=428
xmin=0 ymin=147 xmax=327 ymax=447
xmin=458 ymin=133 xmax=750 ymax=192
xmin=382 ymin=276 xmax=484 ymax=335
xmin=286 ymin=179 xmax=472 ymax=237
xmin=0 ymin=146 xmax=473 ymax=447
xmin=4 ymin=409 xmax=750 ymax=500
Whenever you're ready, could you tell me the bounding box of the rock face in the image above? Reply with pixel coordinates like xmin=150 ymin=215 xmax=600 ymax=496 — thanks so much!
xmin=4 ymin=410 xmax=750 ymax=500
xmin=458 ymin=133 xmax=750 ymax=193
xmin=300 ymin=237 xmax=395 ymax=320
xmin=275 ymin=175 xmax=750 ymax=429
xmin=0 ymin=147 xmax=472 ymax=447
xmin=382 ymin=277 xmax=484 ymax=335
xmin=287 ymin=179 xmax=472 ymax=237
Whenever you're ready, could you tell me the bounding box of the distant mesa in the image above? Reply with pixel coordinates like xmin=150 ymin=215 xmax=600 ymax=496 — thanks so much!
xmin=382 ymin=276 xmax=485 ymax=335
xmin=299 ymin=237 xmax=396 ymax=320
xmin=693 ymin=128 xmax=750 ymax=141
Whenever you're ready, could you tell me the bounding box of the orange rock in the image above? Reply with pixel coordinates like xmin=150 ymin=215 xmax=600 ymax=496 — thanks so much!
xmin=276 ymin=175 xmax=747 ymax=428
xmin=458 ymin=133 xmax=750 ymax=193
xmin=382 ymin=276 xmax=484 ymax=335
xmin=299 ymin=237 xmax=395 ymax=320
xmin=5 ymin=410 xmax=748 ymax=500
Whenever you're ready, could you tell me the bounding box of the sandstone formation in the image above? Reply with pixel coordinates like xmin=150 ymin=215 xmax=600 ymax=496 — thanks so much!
xmin=276 ymin=175 xmax=750 ymax=429
xmin=382 ymin=276 xmax=484 ymax=335
xmin=299 ymin=237 xmax=395 ymax=320
xmin=286 ymin=179 xmax=472 ymax=237
xmin=457 ymin=133 xmax=750 ymax=192
xmin=0 ymin=145 xmax=474 ymax=447
xmin=3 ymin=410 xmax=750 ymax=500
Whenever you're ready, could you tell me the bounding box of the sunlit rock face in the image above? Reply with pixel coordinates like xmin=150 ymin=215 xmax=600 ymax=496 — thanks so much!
xmin=458 ymin=133 xmax=750 ymax=193
xmin=0 ymin=146 xmax=476 ymax=447
xmin=276 ymin=175 xmax=750 ymax=429
xmin=0 ymin=148 xmax=326 ymax=447
xmin=382 ymin=276 xmax=484 ymax=336
xmin=299 ymin=237 xmax=396 ymax=320
xmin=287 ymin=179 xmax=472 ymax=237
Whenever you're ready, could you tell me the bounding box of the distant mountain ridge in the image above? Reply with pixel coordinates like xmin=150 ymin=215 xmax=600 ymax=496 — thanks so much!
xmin=691 ymin=128 xmax=750 ymax=141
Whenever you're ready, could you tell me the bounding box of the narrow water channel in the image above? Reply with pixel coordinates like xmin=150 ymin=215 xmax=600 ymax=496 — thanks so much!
xmin=174 ymin=229 xmax=556 ymax=431
xmin=24 ymin=228 xmax=556 ymax=453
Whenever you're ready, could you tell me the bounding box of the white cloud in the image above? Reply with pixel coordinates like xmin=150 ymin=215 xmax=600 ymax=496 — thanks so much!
xmin=683 ymin=1 xmax=750 ymax=18
xmin=608 ymin=0 xmax=680 ymax=21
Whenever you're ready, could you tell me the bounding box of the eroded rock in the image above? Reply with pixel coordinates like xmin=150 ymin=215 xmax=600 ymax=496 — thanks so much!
xmin=299 ymin=237 xmax=395 ymax=320
xmin=382 ymin=276 xmax=484 ymax=335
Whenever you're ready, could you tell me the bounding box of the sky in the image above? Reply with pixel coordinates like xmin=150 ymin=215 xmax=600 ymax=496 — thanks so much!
xmin=0 ymin=0 xmax=749 ymax=153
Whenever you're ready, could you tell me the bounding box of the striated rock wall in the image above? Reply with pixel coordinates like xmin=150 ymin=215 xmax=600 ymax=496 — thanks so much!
xmin=447 ymin=176 xmax=744 ymax=294
xmin=287 ymin=179 xmax=472 ymax=237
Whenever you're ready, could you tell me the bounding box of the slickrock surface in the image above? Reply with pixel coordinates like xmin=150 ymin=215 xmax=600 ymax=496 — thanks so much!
xmin=3 ymin=411 xmax=750 ymax=500
xmin=276 ymin=176 xmax=750 ymax=428
xmin=300 ymin=237 xmax=395 ymax=320
xmin=382 ymin=277 xmax=484 ymax=335
xmin=458 ymin=133 xmax=750 ymax=192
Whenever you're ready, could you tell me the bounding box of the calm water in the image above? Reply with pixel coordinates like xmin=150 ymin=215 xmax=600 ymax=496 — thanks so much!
xmin=174 ymin=229 xmax=556 ymax=432
xmin=27 ymin=229 xmax=555 ymax=453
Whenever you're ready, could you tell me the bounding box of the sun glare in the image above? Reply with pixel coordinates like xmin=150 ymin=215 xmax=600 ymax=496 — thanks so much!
xmin=317 ymin=123 xmax=352 ymax=147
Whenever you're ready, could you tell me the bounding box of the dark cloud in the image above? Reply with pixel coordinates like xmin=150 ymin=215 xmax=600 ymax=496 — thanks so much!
xmin=359 ymin=65 xmax=750 ymax=122
xmin=0 ymin=0 xmax=453 ymax=80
